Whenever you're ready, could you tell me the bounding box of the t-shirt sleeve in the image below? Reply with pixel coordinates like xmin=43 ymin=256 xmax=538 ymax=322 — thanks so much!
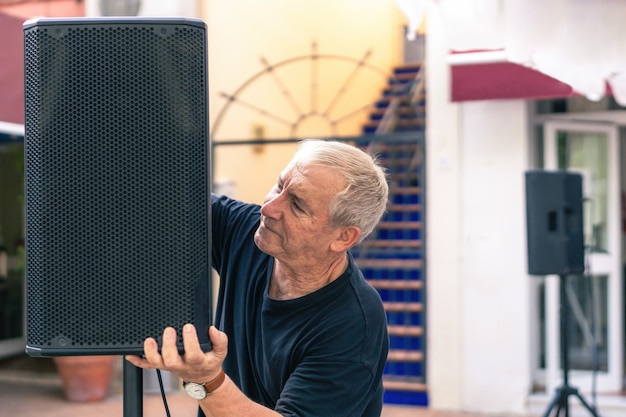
xmin=274 ymin=360 xmax=383 ymax=417
xmin=210 ymin=193 xmax=261 ymax=273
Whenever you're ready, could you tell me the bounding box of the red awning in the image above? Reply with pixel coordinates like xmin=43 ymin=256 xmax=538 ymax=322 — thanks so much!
xmin=449 ymin=51 xmax=578 ymax=102
xmin=0 ymin=12 xmax=25 ymax=124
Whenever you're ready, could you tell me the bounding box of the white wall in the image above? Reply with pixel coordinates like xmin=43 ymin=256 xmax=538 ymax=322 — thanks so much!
xmin=85 ymin=0 xmax=198 ymax=17
xmin=427 ymin=1 xmax=532 ymax=413
xmin=459 ymin=100 xmax=531 ymax=413
xmin=425 ymin=1 xmax=463 ymax=409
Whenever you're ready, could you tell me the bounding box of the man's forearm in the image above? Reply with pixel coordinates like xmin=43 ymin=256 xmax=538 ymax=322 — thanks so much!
xmin=198 ymin=374 xmax=282 ymax=417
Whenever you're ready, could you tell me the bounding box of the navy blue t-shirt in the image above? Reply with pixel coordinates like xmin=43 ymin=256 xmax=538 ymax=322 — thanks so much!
xmin=203 ymin=194 xmax=388 ymax=417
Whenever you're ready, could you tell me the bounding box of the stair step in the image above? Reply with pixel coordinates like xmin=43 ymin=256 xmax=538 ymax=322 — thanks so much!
xmin=391 ymin=186 xmax=420 ymax=195
xmin=382 ymin=92 xmax=425 ymax=105
xmin=377 ymin=221 xmax=421 ymax=230
xmin=382 ymin=153 xmax=421 ymax=161
xmin=393 ymin=63 xmax=423 ymax=75
xmin=363 ymin=142 xmax=421 ymax=151
xmin=383 ymin=301 xmax=423 ymax=312
xmin=390 ymin=73 xmax=420 ymax=83
xmin=374 ymin=97 xmax=415 ymax=108
xmin=364 ymin=118 xmax=425 ymax=129
xmin=382 ymin=83 xmax=413 ymax=93
xmin=383 ymin=377 xmax=427 ymax=393
xmin=369 ymin=110 xmax=424 ymax=122
xmin=390 ymin=174 xmax=419 ymax=185
xmin=388 ymin=203 xmax=421 ymax=212
xmin=367 ymin=279 xmax=423 ymax=290
xmin=370 ymin=100 xmax=426 ymax=113
xmin=382 ymin=170 xmax=420 ymax=180
xmin=387 ymin=325 xmax=423 ymax=337
xmin=359 ymin=258 xmax=423 ymax=269
xmin=362 ymin=61 xmax=425 ymax=134
xmin=380 ymin=156 xmax=419 ymax=166
xmin=361 ymin=240 xmax=422 ymax=249
xmin=388 ymin=349 xmax=423 ymax=362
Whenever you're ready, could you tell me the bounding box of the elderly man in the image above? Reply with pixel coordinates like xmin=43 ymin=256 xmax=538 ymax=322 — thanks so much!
xmin=127 ymin=139 xmax=390 ymax=417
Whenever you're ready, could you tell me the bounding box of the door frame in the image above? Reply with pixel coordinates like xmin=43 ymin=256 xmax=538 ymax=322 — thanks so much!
xmin=537 ymin=119 xmax=623 ymax=393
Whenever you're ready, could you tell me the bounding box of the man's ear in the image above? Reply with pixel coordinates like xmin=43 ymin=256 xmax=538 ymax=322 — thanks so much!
xmin=331 ymin=226 xmax=361 ymax=252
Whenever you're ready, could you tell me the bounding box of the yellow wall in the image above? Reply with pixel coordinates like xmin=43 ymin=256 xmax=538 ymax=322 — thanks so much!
xmin=201 ymin=0 xmax=407 ymax=203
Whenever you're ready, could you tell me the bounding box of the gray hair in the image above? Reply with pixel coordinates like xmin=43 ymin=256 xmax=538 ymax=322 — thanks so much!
xmin=291 ymin=139 xmax=389 ymax=244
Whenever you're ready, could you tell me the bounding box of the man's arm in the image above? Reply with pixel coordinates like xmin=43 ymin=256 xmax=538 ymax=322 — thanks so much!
xmin=196 ymin=373 xmax=281 ymax=417
xmin=125 ymin=324 xmax=281 ymax=417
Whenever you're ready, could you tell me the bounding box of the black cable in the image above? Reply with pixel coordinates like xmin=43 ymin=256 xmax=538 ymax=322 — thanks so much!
xmin=157 ymin=369 xmax=172 ymax=417
xmin=582 ymin=197 xmax=598 ymax=410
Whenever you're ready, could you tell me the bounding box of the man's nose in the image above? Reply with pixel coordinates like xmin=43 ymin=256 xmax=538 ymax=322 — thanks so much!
xmin=261 ymin=193 xmax=284 ymax=219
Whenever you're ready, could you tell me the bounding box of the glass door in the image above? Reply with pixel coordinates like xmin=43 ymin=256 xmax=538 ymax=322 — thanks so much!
xmin=539 ymin=121 xmax=622 ymax=393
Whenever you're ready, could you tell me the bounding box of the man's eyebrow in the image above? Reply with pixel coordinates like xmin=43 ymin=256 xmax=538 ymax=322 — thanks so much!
xmin=276 ymin=172 xmax=311 ymax=210
xmin=285 ymin=186 xmax=311 ymax=211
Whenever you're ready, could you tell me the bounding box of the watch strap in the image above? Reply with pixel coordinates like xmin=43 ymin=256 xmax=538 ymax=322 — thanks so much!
xmin=191 ymin=368 xmax=225 ymax=395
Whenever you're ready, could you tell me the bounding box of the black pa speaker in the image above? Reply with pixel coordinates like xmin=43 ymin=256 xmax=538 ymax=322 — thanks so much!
xmin=23 ymin=17 xmax=211 ymax=356
xmin=525 ymin=170 xmax=584 ymax=276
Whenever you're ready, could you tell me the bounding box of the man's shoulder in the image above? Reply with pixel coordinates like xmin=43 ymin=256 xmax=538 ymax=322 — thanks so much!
xmin=211 ymin=193 xmax=261 ymax=233
xmin=346 ymin=257 xmax=386 ymax=311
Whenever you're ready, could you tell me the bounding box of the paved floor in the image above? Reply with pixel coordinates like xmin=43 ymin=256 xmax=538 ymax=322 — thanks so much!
xmin=0 ymin=370 xmax=419 ymax=417
xmin=0 ymin=354 xmax=527 ymax=417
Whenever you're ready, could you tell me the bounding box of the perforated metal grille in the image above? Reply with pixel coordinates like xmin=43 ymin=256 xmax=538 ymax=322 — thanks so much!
xmin=24 ymin=18 xmax=210 ymax=355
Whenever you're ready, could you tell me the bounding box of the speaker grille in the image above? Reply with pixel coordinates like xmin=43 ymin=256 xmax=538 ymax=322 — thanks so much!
xmin=24 ymin=18 xmax=210 ymax=355
xmin=525 ymin=170 xmax=584 ymax=276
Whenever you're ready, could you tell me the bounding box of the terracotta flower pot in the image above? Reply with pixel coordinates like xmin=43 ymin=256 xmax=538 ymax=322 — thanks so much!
xmin=53 ymin=356 xmax=117 ymax=402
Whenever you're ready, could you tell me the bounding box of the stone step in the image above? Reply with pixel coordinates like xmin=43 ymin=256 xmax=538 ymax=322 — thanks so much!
xmin=387 ymin=324 xmax=423 ymax=337
xmin=366 ymin=279 xmax=423 ymax=290
xmin=359 ymin=258 xmax=423 ymax=270
xmin=388 ymin=349 xmax=423 ymax=362
xmin=383 ymin=301 xmax=423 ymax=313
xmin=360 ymin=240 xmax=422 ymax=249
xmin=377 ymin=221 xmax=421 ymax=230
xmin=383 ymin=377 xmax=427 ymax=392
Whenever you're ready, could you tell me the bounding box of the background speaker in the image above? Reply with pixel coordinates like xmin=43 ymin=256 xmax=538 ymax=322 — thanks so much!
xmin=525 ymin=170 xmax=584 ymax=276
xmin=23 ymin=17 xmax=211 ymax=356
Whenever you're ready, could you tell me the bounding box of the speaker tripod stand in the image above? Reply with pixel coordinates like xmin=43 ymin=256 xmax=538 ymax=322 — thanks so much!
xmin=542 ymin=274 xmax=600 ymax=417
xmin=123 ymin=361 xmax=143 ymax=417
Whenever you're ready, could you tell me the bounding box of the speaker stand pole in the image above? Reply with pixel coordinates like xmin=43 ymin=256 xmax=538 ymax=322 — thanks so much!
xmin=123 ymin=360 xmax=143 ymax=417
xmin=541 ymin=274 xmax=600 ymax=417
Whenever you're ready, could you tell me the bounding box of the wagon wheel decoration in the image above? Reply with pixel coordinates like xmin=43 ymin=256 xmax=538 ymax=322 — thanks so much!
xmin=210 ymin=42 xmax=392 ymax=140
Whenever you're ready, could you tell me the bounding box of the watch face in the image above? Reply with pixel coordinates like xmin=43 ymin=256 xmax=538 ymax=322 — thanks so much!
xmin=184 ymin=382 xmax=207 ymax=400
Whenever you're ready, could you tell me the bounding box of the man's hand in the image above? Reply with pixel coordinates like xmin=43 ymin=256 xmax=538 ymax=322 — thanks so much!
xmin=128 ymin=325 xmax=281 ymax=417
xmin=125 ymin=324 xmax=228 ymax=384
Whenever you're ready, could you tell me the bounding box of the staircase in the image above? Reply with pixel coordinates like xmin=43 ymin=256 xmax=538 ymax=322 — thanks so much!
xmin=352 ymin=63 xmax=427 ymax=405
xmin=363 ymin=63 xmax=425 ymax=135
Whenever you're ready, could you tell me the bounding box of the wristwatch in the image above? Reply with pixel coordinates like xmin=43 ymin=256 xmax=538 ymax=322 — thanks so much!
xmin=183 ymin=368 xmax=226 ymax=400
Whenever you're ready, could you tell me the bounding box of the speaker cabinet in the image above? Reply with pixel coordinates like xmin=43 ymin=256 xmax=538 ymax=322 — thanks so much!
xmin=525 ymin=170 xmax=584 ymax=276
xmin=23 ymin=17 xmax=211 ymax=356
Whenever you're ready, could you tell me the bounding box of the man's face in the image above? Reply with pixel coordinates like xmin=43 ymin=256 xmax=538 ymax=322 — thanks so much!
xmin=254 ymin=162 xmax=346 ymax=265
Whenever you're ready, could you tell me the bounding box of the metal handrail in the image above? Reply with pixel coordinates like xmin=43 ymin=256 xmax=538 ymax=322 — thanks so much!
xmin=375 ymin=63 xmax=425 ymax=136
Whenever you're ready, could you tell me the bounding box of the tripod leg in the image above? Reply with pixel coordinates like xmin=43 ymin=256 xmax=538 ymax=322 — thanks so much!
xmin=574 ymin=392 xmax=601 ymax=417
xmin=542 ymin=388 xmax=566 ymax=417
xmin=541 ymin=395 xmax=559 ymax=417
xmin=557 ymin=395 xmax=565 ymax=417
